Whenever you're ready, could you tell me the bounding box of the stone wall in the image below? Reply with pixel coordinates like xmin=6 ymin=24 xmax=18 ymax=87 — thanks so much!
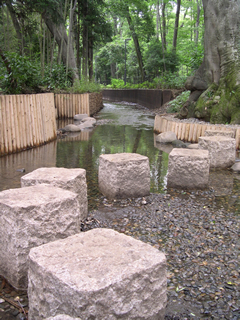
xmin=89 ymin=92 xmax=103 ymax=116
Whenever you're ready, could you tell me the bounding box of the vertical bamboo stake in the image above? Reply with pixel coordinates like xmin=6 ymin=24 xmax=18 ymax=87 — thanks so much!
xmin=184 ymin=123 xmax=190 ymax=141
xmin=235 ymin=129 xmax=240 ymax=150
xmin=192 ymin=124 xmax=198 ymax=142
xmin=188 ymin=123 xmax=194 ymax=142
xmin=6 ymin=95 xmax=13 ymax=153
xmin=14 ymin=95 xmax=21 ymax=151
xmin=0 ymin=95 xmax=5 ymax=154
xmin=196 ymin=124 xmax=202 ymax=142
xmin=181 ymin=123 xmax=186 ymax=141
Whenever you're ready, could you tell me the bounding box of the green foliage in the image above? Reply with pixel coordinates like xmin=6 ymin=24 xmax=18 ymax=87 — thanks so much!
xmin=68 ymin=79 xmax=102 ymax=94
xmin=153 ymin=72 xmax=187 ymax=89
xmin=43 ymin=63 xmax=74 ymax=90
xmin=0 ymin=52 xmax=41 ymax=94
xmin=167 ymin=91 xmax=190 ymax=113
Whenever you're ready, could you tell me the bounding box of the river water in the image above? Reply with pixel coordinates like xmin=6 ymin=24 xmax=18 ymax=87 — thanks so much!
xmin=0 ymin=102 xmax=240 ymax=212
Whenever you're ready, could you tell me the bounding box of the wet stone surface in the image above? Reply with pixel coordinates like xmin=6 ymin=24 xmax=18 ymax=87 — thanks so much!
xmin=0 ymin=190 xmax=239 ymax=319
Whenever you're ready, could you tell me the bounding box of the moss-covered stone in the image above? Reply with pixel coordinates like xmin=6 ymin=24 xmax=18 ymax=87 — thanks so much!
xmin=193 ymin=71 xmax=240 ymax=124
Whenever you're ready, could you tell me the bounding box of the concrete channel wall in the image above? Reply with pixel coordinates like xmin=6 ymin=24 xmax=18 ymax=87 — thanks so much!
xmin=102 ymin=89 xmax=173 ymax=109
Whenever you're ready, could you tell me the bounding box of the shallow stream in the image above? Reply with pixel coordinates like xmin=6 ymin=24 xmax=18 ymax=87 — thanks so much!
xmin=0 ymin=101 xmax=240 ymax=213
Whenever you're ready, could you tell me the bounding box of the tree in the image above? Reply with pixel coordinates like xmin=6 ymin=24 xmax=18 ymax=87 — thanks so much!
xmin=181 ymin=0 xmax=240 ymax=124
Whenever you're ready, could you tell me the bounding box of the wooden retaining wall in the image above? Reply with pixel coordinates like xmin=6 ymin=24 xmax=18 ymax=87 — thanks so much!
xmin=0 ymin=93 xmax=57 ymax=157
xmin=154 ymin=115 xmax=240 ymax=149
xmin=1 ymin=92 xmax=103 ymax=157
xmin=55 ymin=92 xmax=103 ymax=119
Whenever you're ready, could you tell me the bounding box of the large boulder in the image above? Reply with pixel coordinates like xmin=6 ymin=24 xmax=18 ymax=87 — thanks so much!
xmin=28 ymin=228 xmax=167 ymax=320
xmin=62 ymin=124 xmax=81 ymax=132
xmin=74 ymin=114 xmax=88 ymax=121
xmin=156 ymin=131 xmax=177 ymax=143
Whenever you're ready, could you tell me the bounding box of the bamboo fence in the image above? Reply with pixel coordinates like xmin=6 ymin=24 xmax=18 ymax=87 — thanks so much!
xmin=0 ymin=93 xmax=57 ymax=156
xmin=154 ymin=115 xmax=240 ymax=149
xmin=54 ymin=93 xmax=90 ymax=119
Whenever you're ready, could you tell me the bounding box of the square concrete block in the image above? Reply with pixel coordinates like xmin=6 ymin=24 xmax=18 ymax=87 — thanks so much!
xmin=21 ymin=167 xmax=88 ymax=220
xmin=0 ymin=185 xmax=80 ymax=290
xmin=28 ymin=228 xmax=167 ymax=320
xmin=167 ymin=148 xmax=210 ymax=189
xmin=198 ymin=136 xmax=236 ymax=168
xmin=98 ymin=153 xmax=150 ymax=199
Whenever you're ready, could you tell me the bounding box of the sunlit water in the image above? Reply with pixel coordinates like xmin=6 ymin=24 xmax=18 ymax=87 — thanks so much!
xmin=0 ymin=102 xmax=240 ymax=212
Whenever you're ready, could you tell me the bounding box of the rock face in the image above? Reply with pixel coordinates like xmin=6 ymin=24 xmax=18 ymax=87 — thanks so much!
xmin=21 ymin=167 xmax=88 ymax=220
xmin=167 ymin=148 xmax=210 ymax=189
xmin=28 ymin=228 xmax=167 ymax=320
xmin=0 ymin=185 xmax=80 ymax=290
xmin=98 ymin=153 xmax=150 ymax=199
xmin=198 ymin=136 xmax=236 ymax=168
xmin=156 ymin=131 xmax=177 ymax=143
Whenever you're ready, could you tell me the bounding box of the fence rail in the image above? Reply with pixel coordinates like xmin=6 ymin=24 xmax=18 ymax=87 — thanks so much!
xmin=154 ymin=115 xmax=240 ymax=149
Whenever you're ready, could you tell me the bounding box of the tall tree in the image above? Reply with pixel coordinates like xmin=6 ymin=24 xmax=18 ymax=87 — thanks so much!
xmin=172 ymin=0 xmax=181 ymax=51
xmin=181 ymin=0 xmax=240 ymax=124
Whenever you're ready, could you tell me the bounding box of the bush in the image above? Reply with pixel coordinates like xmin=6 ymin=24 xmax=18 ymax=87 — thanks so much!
xmin=167 ymin=90 xmax=190 ymax=113
xmin=43 ymin=63 xmax=74 ymax=90
xmin=0 ymin=53 xmax=41 ymax=94
xmin=68 ymin=79 xmax=102 ymax=94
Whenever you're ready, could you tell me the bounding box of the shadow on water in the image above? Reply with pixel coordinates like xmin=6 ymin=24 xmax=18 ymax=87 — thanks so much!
xmin=0 ymin=102 xmax=240 ymax=213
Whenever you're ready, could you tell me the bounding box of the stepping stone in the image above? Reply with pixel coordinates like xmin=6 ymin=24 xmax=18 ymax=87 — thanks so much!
xmin=21 ymin=167 xmax=88 ymax=220
xmin=198 ymin=136 xmax=236 ymax=168
xmin=204 ymin=129 xmax=235 ymax=138
xmin=0 ymin=185 xmax=80 ymax=290
xmin=167 ymin=148 xmax=210 ymax=189
xmin=28 ymin=228 xmax=167 ymax=320
xmin=98 ymin=153 xmax=150 ymax=199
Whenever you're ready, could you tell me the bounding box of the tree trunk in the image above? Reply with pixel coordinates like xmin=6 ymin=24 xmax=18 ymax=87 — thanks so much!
xmin=126 ymin=8 xmax=146 ymax=82
xmin=82 ymin=0 xmax=88 ymax=79
xmin=161 ymin=0 xmax=167 ymax=50
xmin=181 ymin=0 xmax=240 ymax=124
xmin=43 ymin=13 xmax=79 ymax=80
xmin=5 ymin=0 xmax=25 ymax=54
xmin=172 ymin=0 xmax=181 ymax=51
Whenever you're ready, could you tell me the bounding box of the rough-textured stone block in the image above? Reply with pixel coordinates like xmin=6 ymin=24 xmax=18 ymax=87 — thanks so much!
xmin=204 ymin=129 xmax=235 ymax=138
xmin=167 ymin=148 xmax=210 ymax=189
xmin=198 ymin=136 xmax=236 ymax=168
xmin=98 ymin=153 xmax=150 ymax=199
xmin=21 ymin=167 xmax=88 ymax=220
xmin=0 ymin=185 xmax=80 ymax=290
xmin=28 ymin=228 xmax=167 ymax=320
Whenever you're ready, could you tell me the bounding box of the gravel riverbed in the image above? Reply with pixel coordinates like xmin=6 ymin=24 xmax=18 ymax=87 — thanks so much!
xmin=0 ymin=189 xmax=239 ymax=320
